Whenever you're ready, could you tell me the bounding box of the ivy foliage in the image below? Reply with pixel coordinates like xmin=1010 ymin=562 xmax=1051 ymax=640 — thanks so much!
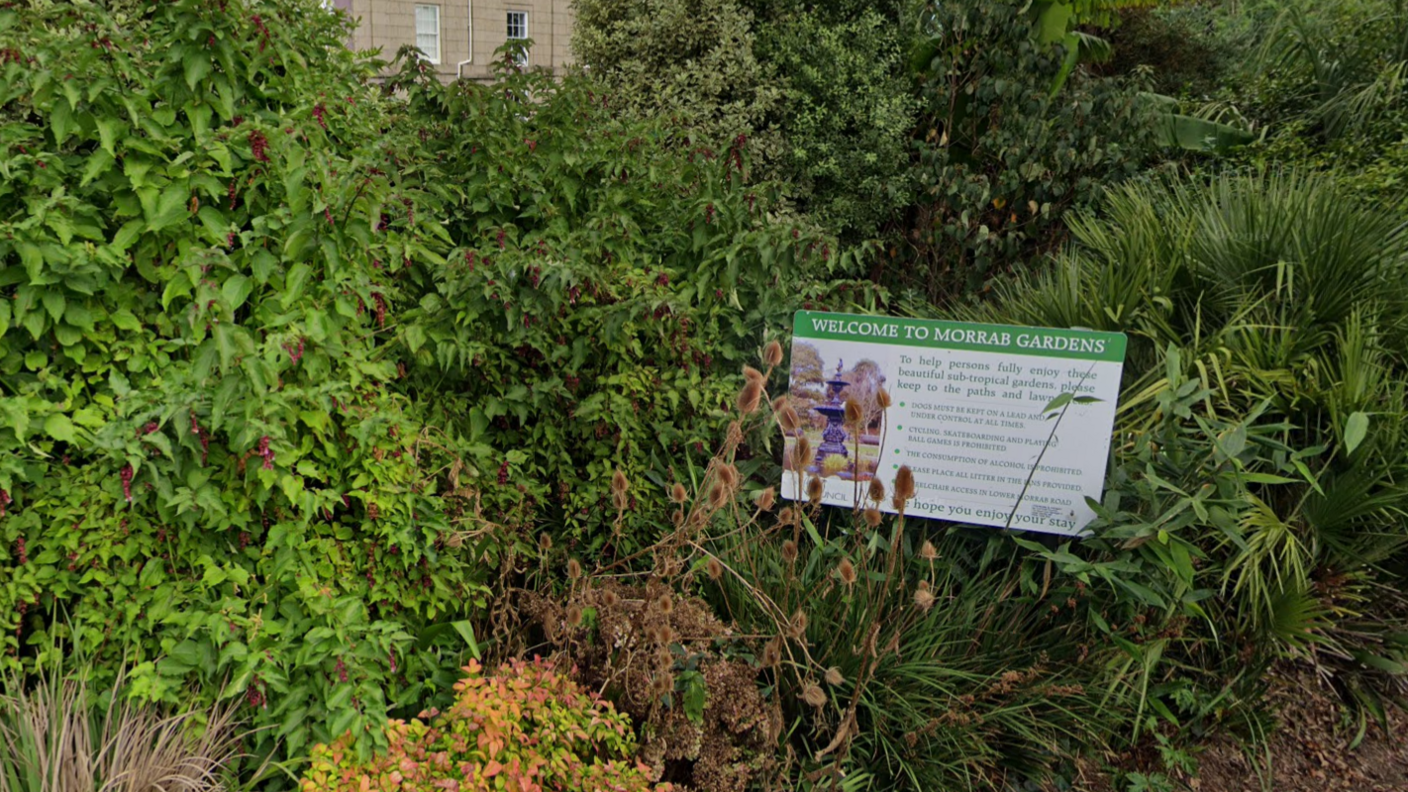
xmin=0 ymin=0 xmax=487 ymax=764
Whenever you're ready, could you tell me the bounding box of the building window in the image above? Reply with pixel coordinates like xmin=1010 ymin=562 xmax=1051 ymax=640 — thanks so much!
xmin=415 ymin=4 xmax=441 ymax=64
xmin=506 ymin=10 xmax=528 ymax=65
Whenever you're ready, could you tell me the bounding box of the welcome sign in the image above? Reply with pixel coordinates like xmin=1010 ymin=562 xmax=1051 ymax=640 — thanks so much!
xmin=780 ymin=311 xmax=1127 ymax=536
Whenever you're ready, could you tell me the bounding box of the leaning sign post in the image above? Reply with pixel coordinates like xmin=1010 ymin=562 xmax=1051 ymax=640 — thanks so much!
xmin=780 ymin=311 xmax=1127 ymax=536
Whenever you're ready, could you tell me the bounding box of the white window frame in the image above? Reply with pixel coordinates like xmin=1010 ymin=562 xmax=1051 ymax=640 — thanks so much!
xmin=415 ymin=4 xmax=442 ymax=64
xmin=506 ymin=10 xmax=529 ymax=65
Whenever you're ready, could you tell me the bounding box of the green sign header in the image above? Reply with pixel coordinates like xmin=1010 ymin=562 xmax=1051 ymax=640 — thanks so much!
xmin=792 ymin=311 xmax=1127 ymax=363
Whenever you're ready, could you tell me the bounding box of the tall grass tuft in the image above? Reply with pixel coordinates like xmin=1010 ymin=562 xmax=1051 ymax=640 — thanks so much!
xmin=0 ymin=667 xmax=244 ymax=792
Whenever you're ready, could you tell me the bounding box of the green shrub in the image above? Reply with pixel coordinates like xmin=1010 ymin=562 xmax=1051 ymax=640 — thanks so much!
xmin=757 ymin=8 xmax=918 ymax=238
xmin=1210 ymin=0 xmax=1408 ymax=212
xmin=897 ymin=0 xmax=1157 ymax=300
xmin=965 ymin=170 xmax=1408 ymax=730
xmin=571 ymin=0 xmax=786 ymax=168
xmin=299 ymin=658 xmax=671 ymax=792
xmin=0 ymin=0 xmax=485 ymax=765
xmin=383 ymin=54 xmax=877 ymax=554
xmin=573 ymin=0 xmax=919 ymax=242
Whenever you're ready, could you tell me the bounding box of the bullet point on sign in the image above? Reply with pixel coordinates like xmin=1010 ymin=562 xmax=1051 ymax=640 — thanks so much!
xmin=894 ymin=448 xmax=900 ymax=454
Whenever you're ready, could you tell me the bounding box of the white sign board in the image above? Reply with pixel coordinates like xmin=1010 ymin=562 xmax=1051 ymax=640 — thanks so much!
xmin=781 ymin=311 xmax=1126 ymax=536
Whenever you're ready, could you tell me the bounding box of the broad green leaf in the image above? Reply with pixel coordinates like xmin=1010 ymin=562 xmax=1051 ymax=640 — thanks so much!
xmin=81 ymin=149 xmax=116 ymax=188
xmin=44 ymin=413 xmax=76 ymax=443
xmin=112 ymin=220 xmax=145 ymax=251
xmin=1345 ymin=412 xmax=1370 ymax=455
xmin=50 ymin=99 xmax=73 ymax=146
xmin=282 ymin=263 xmax=312 ymax=308
xmin=54 ymin=323 xmax=82 ymax=346
xmin=111 ymin=310 xmax=142 ymax=331
xmin=184 ymin=52 xmax=213 ymax=91
xmin=147 ymin=182 xmax=190 ymax=231
xmin=17 ymin=243 xmax=44 ymax=281
xmin=221 ymin=275 xmax=253 ymax=311
xmin=41 ymin=290 xmax=66 ymax=323
xmin=198 ymin=206 xmax=229 ymax=242
xmin=96 ymin=117 xmax=122 ymax=155
xmin=451 ymin=621 xmax=480 ymax=658
xmin=1033 ymin=0 xmax=1073 ymax=45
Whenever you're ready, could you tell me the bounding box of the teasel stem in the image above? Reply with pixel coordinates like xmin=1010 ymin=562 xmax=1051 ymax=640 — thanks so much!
xmin=852 ymin=420 xmax=861 ymax=515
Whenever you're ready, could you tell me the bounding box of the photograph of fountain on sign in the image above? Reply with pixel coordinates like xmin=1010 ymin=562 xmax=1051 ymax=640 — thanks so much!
xmin=783 ymin=340 xmax=890 ymax=482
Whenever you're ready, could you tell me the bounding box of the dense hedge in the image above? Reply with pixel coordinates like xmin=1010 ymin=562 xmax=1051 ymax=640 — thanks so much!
xmin=0 ymin=0 xmax=485 ymax=763
xmin=0 ymin=0 xmax=876 ymax=771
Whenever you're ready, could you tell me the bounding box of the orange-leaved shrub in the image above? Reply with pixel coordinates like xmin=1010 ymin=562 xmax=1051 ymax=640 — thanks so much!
xmin=300 ymin=658 xmax=672 ymax=792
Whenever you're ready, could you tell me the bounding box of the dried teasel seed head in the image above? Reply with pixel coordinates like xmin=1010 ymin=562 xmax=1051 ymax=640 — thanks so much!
xmin=600 ymin=589 xmax=620 ymax=608
xmin=446 ymin=532 xmax=465 ymax=549
xmin=612 ymin=491 xmax=628 ymax=511
xmin=738 ymin=380 xmax=763 ymax=415
xmin=649 ymin=674 xmax=673 ymax=697
xmin=778 ymin=404 xmax=800 ymax=434
xmin=893 ymin=465 xmax=916 ymax=505
xmin=763 ymin=340 xmax=784 ymax=368
xmin=672 ymin=508 xmax=685 ymax=526
xmin=758 ymin=487 xmax=776 ymax=511
xmin=836 ymin=557 xmax=857 ymax=586
xmin=538 ymin=533 xmax=553 ymax=551
xmin=708 ymin=481 xmax=728 ymax=509
xmin=864 ymin=508 xmax=882 ymax=529
xmin=743 ymin=365 xmax=765 ymax=384
xmin=726 ymin=420 xmax=743 ymax=446
xmin=825 ymin=666 xmax=845 ymax=686
xmin=914 ymin=580 xmax=935 ymax=611
xmin=781 ymin=539 xmax=799 ymax=563
xmin=657 ymin=624 xmax=676 ymax=645
xmin=792 ymin=437 xmax=812 ymax=470
xmin=706 ymin=556 xmax=724 ymax=581
xmin=790 ymin=609 xmax=809 ymax=636
xmin=567 ymin=558 xmax=582 ymax=580
xmin=670 ymin=482 xmax=688 ymax=503
xmin=876 ymin=387 xmax=892 ymax=410
xmin=761 ymin=638 xmax=781 ymax=667
xmin=566 ymin=604 xmax=584 ymax=628
xmin=801 ymin=683 xmax=826 ymax=708
xmin=843 ymin=397 xmax=863 ymax=427
xmin=920 ymin=540 xmax=938 ymax=561
xmin=611 ymin=469 xmax=629 ymax=495
xmin=868 ymin=478 xmax=885 ymax=503
xmin=656 ymin=594 xmax=674 ymax=615
xmin=719 ymin=464 xmax=739 ymax=488
xmin=779 ymin=506 xmax=797 ymax=526
xmin=807 ymin=476 xmax=824 ymax=505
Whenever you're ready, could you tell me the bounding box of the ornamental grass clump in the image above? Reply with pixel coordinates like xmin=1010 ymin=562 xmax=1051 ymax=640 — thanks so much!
xmin=300 ymin=658 xmax=670 ymax=792
xmin=0 ymin=665 xmax=244 ymax=792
